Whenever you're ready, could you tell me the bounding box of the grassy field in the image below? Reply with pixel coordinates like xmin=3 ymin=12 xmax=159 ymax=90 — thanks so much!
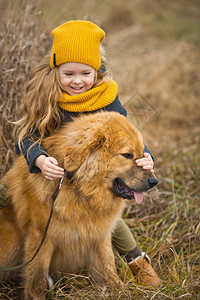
xmin=0 ymin=0 xmax=200 ymax=299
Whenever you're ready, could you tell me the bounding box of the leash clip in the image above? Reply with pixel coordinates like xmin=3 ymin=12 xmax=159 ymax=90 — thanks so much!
xmin=58 ymin=175 xmax=64 ymax=190
xmin=52 ymin=172 xmax=65 ymax=202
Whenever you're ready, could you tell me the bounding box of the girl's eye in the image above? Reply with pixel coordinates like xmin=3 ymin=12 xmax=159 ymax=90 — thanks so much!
xmin=65 ymin=73 xmax=73 ymax=76
xmin=83 ymin=72 xmax=90 ymax=75
xmin=121 ymin=153 xmax=134 ymax=159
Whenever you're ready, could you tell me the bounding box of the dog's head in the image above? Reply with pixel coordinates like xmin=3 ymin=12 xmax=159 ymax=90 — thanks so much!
xmin=45 ymin=112 xmax=158 ymax=203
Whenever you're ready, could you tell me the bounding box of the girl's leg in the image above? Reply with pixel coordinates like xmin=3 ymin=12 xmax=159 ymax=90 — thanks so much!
xmin=112 ymin=218 xmax=138 ymax=254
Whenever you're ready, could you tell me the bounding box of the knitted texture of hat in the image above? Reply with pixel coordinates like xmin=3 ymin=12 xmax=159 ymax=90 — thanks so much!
xmin=57 ymin=80 xmax=118 ymax=112
xmin=50 ymin=20 xmax=105 ymax=70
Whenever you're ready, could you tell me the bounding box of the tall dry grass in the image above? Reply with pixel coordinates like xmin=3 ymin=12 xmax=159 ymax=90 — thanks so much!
xmin=0 ymin=0 xmax=200 ymax=299
xmin=0 ymin=1 xmax=51 ymax=176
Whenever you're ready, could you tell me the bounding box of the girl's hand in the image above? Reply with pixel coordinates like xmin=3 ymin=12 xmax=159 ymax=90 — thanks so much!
xmin=35 ymin=155 xmax=65 ymax=180
xmin=135 ymin=152 xmax=154 ymax=173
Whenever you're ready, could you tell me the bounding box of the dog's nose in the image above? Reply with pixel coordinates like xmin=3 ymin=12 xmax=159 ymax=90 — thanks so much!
xmin=148 ymin=177 xmax=158 ymax=189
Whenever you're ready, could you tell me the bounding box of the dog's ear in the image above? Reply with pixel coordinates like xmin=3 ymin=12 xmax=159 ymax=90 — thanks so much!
xmin=64 ymin=131 xmax=106 ymax=172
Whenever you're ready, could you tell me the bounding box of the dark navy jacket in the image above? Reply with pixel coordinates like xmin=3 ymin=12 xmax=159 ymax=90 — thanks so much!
xmin=15 ymin=95 xmax=153 ymax=173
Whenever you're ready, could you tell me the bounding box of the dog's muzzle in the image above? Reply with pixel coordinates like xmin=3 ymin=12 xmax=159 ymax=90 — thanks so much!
xmin=112 ymin=177 xmax=158 ymax=203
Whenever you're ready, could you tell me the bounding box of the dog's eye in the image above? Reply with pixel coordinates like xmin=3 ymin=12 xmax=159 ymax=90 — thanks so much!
xmin=121 ymin=153 xmax=134 ymax=159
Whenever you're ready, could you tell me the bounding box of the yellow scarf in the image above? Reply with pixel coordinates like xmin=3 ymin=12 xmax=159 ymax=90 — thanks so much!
xmin=57 ymin=80 xmax=118 ymax=112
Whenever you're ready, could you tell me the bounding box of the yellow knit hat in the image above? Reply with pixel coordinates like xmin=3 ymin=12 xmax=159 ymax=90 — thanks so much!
xmin=50 ymin=20 xmax=105 ymax=70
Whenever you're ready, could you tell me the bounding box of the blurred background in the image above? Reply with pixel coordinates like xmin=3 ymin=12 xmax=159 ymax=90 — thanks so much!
xmin=0 ymin=0 xmax=199 ymax=299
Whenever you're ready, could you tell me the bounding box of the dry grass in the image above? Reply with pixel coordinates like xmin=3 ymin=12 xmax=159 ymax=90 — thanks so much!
xmin=0 ymin=0 xmax=200 ymax=299
xmin=0 ymin=0 xmax=51 ymax=176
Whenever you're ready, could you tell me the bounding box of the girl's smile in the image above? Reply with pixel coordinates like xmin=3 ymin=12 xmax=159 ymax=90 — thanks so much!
xmin=58 ymin=62 xmax=96 ymax=96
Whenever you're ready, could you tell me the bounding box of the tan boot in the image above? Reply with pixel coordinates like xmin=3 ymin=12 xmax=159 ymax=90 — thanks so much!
xmin=128 ymin=252 xmax=161 ymax=287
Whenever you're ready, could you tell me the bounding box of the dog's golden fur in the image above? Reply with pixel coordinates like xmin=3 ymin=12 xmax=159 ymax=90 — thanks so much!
xmin=0 ymin=112 xmax=156 ymax=299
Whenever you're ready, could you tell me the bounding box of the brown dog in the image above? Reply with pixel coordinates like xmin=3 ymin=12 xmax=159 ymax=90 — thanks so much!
xmin=0 ymin=112 xmax=158 ymax=299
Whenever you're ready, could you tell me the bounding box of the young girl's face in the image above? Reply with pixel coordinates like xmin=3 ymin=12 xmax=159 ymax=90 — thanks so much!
xmin=58 ymin=62 xmax=96 ymax=96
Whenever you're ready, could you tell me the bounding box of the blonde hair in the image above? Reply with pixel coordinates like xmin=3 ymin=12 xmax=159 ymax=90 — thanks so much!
xmin=17 ymin=48 xmax=110 ymax=148
xmin=17 ymin=55 xmax=62 ymax=149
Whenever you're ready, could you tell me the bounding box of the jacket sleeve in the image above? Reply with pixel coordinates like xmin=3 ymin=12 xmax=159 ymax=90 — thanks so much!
xmin=15 ymin=133 xmax=49 ymax=173
xmin=102 ymin=95 xmax=127 ymax=116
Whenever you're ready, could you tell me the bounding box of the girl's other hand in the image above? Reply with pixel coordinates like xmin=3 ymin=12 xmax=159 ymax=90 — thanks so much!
xmin=135 ymin=152 xmax=154 ymax=173
xmin=35 ymin=155 xmax=65 ymax=180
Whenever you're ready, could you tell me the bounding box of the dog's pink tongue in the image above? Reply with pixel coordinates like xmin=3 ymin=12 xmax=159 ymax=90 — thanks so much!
xmin=134 ymin=192 xmax=143 ymax=204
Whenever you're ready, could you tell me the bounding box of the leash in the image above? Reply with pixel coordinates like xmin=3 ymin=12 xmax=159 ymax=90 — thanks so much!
xmin=0 ymin=174 xmax=65 ymax=272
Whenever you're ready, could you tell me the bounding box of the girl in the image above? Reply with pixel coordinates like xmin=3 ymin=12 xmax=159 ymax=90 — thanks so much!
xmin=7 ymin=20 xmax=161 ymax=286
